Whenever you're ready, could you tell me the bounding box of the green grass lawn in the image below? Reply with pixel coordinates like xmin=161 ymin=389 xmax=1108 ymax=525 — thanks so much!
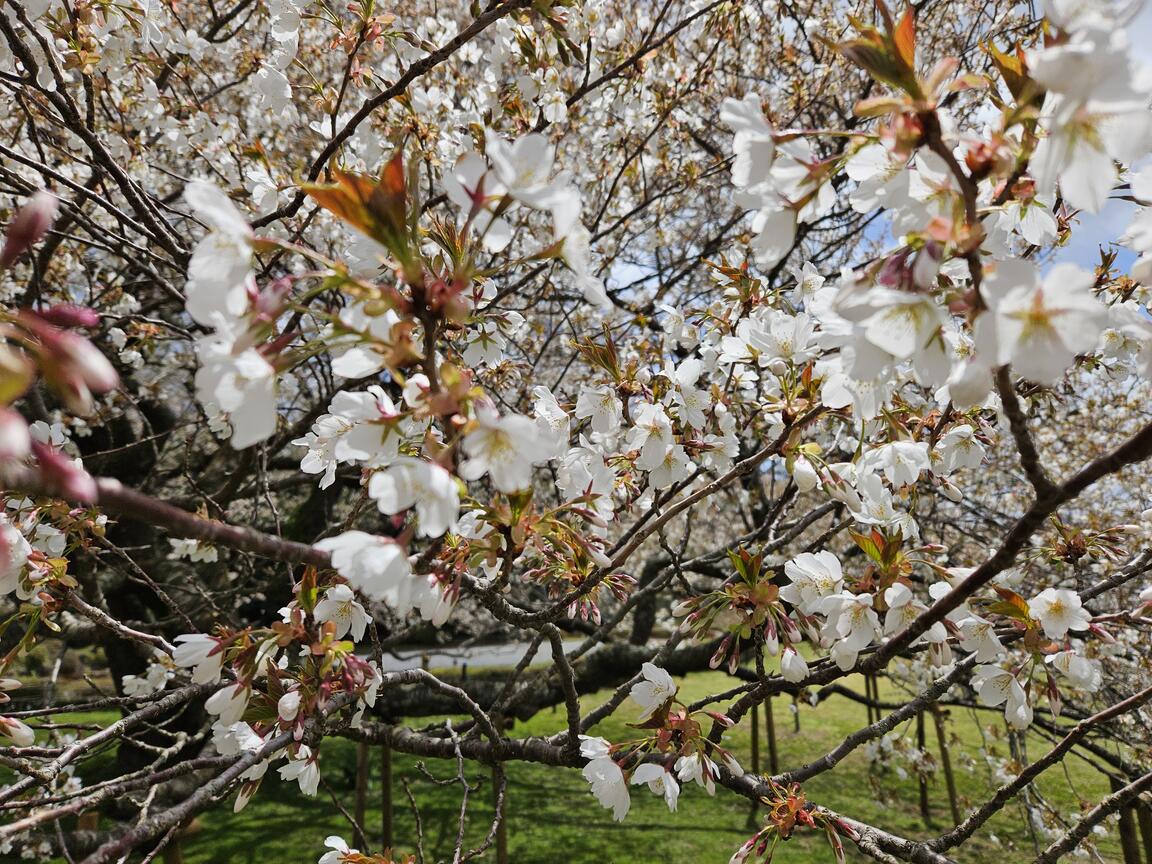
xmin=161 ymin=669 xmax=1118 ymax=864
xmin=9 ymin=667 xmax=1120 ymax=863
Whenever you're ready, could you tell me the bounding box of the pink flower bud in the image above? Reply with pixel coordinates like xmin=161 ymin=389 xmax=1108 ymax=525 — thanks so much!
xmin=1 ymin=191 xmax=59 ymax=270
xmin=254 ymin=276 xmax=293 ymax=320
xmin=38 ymin=303 xmax=101 ymax=328
xmin=705 ymin=710 xmax=735 ymax=728
xmin=56 ymin=330 xmax=118 ymax=392
xmin=878 ymin=249 xmax=912 ymax=290
xmin=0 ymin=409 xmax=31 ymax=461
xmin=29 ymin=321 xmax=119 ymax=416
xmin=31 ymin=440 xmax=97 ymax=502
xmin=913 ymin=241 xmax=942 ymax=290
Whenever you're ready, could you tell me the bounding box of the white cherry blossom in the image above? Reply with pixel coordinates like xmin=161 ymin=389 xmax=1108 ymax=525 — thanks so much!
xmin=978 ymin=260 xmax=1108 ymax=386
xmin=314 ymin=531 xmax=412 ymax=606
xmin=368 ymin=457 xmax=459 ymax=538
xmin=779 ymin=551 xmax=843 ymax=615
xmin=630 ymin=662 xmax=677 ymax=720
xmin=459 ymin=407 xmax=554 ymax=493
xmin=173 ymin=634 xmax=225 ymax=685
xmin=313 ymin=584 xmax=371 ymax=641
xmin=183 ymin=181 xmax=253 ymax=327
xmin=1029 ymin=587 xmax=1092 ymax=640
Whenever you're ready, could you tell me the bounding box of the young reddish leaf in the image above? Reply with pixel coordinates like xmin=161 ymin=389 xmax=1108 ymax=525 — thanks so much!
xmin=987 ymin=585 xmax=1033 ymax=623
xmin=850 ymin=528 xmax=884 ymax=563
xmin=893 ymin=4 xmax=916 ymax=71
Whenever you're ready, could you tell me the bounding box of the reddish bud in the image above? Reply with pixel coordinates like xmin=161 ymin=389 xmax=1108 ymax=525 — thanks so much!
xmin=1 ymin=191 xmax=59 ymax=270
xmin=22 ymin=315 xmax=119 ymax=415
xmin=31 ymin=439 xmax=97 ymax=502
xmin=48 ymin=331 xmax=119 ymax=413
xmin=964 ymin=142 xmax=996 ymax=182
xmin=254 ymin=276 xmax=293 ymax=320
xmin=38 ymin=304 xmax=101 ymax=328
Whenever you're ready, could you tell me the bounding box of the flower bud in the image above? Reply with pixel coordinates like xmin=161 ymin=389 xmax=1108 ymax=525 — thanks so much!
xmin=278 ymin=690 xmax=301 ymax=723
xmin=587 ymin=545 xmax=613 ymax=569
xmin=254 ymin=276 xmax=293 ymax=321
xmin=0 ymin=408 xmax=31 ymax=462
xmin=0 ymin=191 xmax=58 ymax=270
xmin=791 ymin=455 xmax=819 ymax=492
xmin=38 ymin=303 xmax=101 ymax=328
xmin=912 ymin=241 xmax=942 ymax=291
xmin=31 ymin=440 xmax=97 ymax=502
xmin=0 ymin=715 xmax=36 ymax=747
xmin=34 ymin=325 xmax=119 ymax=415
xmin=780 ymin=647 xmax=809 ymax=683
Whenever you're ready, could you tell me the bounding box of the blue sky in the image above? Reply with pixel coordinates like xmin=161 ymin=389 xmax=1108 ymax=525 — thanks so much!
xmin=1053 ymin=2 xmax=1152 ymax=270
xmin=604 ymin=5 xmax=1152 ymax=293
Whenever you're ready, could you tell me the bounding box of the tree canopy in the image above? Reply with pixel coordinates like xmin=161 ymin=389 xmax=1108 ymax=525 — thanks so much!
xmin=3 ymin=0 xmax=1152 ymax=862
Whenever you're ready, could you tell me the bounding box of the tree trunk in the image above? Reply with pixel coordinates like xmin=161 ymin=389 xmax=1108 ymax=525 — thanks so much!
xmin=1135 ymin=799 xmax=1152 ymax=864
xmin=1114 ymin=777 xmax=1142 ymax=864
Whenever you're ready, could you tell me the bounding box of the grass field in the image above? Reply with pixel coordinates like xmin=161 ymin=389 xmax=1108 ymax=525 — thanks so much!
xmin=152 ymin=669 xmax=1118 ymax=864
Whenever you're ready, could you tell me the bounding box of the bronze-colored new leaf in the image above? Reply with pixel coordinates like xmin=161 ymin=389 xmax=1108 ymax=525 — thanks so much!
xmin=303 ymin=151 xmax=413 ymax=273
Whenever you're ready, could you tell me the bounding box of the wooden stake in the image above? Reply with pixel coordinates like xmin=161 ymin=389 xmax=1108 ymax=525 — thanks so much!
xmin=750 ymin=703 xmax=760 ymax=772
xmin=354 ymin=742 xmax=369 ymax=848
xmin=930 ymin=706 xmax=961 ymax=826
xmin=917 ymin=711 xmax=933 ymax=827
xmin=765 ymin=694 xmax=779 ymax=775
xmin=494 ymin=763 xmax=508 ymax=864
xmin=381 ymin=742 xmax=393 ymax=851
xmin=746 ymin=704 xmax=761 ymax=829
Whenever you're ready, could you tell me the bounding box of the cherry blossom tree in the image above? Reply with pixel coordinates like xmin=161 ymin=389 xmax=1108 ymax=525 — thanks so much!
xmin=3 ymin=0 xmax=1152 ymax=861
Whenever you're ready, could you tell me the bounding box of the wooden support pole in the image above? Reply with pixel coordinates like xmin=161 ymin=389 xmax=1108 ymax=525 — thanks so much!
xmin=930 ymin=706 xmax=961 ymax=826
xmin=354 ymin=742 xmax=369 ymax=848
xmin=765 ymin=694 xmax=779 ymax=776
xmin=750 ymin=703 xmax=760 ymax=772
xmin=381 ymin=742 xmax=393 ymax=851
xmin=746 ymin=703 xmax=761 ymax=829
xmin=494 ymin=762 xmax=508 ymax=864
xmin=917 ymin=711 xmax=933 ymax=827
